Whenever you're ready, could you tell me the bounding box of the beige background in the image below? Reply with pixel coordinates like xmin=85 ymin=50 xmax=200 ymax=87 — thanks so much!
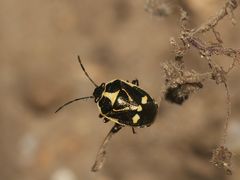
xmin=0 ymin=0 xmax=240 ymax=180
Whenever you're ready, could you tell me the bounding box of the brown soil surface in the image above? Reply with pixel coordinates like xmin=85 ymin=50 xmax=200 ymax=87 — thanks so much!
xmin=0 ymin=0 xmax=240 ymax=180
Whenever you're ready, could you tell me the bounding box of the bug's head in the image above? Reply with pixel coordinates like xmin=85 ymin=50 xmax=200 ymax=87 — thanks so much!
xmin=93 ymin=83 xmax=105 ymax=102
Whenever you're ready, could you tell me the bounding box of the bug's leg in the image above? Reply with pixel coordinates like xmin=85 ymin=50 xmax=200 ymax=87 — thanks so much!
xmin=91 ymin=123 xmax=123 ymax=172
xmin=99 ymin=114 xmax=110 ymax=123
xmin=111 ymin=123 xmax=123 ymax=133
xmin=131 ymin=127 xmax=136 ymax=134
xmin=132 ymin=79 xmax=139 ymax=86
xmin=103 ymin=118 xmax=110 ymax=123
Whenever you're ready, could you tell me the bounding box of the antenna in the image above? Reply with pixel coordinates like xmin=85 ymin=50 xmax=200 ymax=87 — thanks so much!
xmin=55 ymin=96 xmax=94 ymax=113
xmin=78 ymin=56 xmax=98 ymax=87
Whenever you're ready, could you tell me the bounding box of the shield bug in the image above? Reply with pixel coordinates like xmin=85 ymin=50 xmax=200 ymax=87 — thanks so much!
xmin=56 ymin=56 xmax=158 ymax=171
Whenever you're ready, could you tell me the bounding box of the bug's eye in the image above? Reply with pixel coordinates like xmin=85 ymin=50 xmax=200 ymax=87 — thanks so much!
xmin=93 ymin=83 xmax=105 ymax=102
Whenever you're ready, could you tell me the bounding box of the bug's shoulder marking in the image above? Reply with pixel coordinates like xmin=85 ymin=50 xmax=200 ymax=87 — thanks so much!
xmin=103 ymin=90 xmax=120 ymax=105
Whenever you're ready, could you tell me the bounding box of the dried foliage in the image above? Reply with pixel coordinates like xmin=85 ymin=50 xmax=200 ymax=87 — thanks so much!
xmin=146 ymin=0 xmax=239 ymax=175
xmin=145 ymin=0 xmax=173 ymax=17
xmin=163 ymin=61 xmax=205 ymax=104
xmin=210 ymin=145 xmax=233 ymax=175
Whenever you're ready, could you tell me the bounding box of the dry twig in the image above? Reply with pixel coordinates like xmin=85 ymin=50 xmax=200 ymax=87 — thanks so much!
xmin=160 ymin=0 xmax=239 ymax=175
xmin=91 ymin=128 xmax=115 ymax=172
xmin=92 ymin=124 xmax=122 ymax=172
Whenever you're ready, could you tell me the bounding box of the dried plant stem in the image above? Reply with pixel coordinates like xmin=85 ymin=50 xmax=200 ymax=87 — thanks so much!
xmin=163 ymin=0 xmax=239 ymax=174
xmin=193 ymin=0 xmax=238 ymax=35
xmin=221 ymin=81 xmax=231 ymax=145
xmin=91 ymin=129 xmax=115 ymax=172
xmin=147 ymin=0 xmax=239 ymax=174
xmin=179 ymin=0 xmax=240 ymax=61
xmin=91 ymin=124 xmax=122 ymax=172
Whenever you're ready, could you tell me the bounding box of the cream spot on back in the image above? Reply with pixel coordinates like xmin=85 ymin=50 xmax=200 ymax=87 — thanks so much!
xmin=141 ymin=96 xmax=148 ymax=104
xmin=117 ymin=97 xmax=125 ymax=105
xmin=137 ymin=105 xmax=142 ymax=112
xmin=103 ymin=91 xmax=120 ymax=105
xmin=132 ymin=114 xmax=140 ymax=124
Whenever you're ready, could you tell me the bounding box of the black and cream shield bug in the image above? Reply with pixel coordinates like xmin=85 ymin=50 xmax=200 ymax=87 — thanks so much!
xmin=56 ymin=56 xmax=158 ymax=172
xmin=95 ymin=79 xmax=158 ymax=128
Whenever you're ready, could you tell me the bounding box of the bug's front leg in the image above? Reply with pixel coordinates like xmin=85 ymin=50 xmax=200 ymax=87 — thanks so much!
xmin=103 ymin=118 xmax=110 ymax=123
xmin=99 ymin=114 xmax=110 ymax=123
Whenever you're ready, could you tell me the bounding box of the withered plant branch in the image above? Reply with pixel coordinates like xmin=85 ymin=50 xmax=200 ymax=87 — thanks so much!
xmin=165 ymin=0 xmax=239 ymax=174
xmin=178 ymin=0 xmax=240 ymax=66
xmin=222 ymin=81 xmax=231 ymax=144
xmin=91 ymin=128 xmax=115 ymax=172
xmin=193 ymin=0 xmax=238 ymax=35
xmin=212 ymin=28 xmax=223 ymax=44
xmin=184 ymin=36 xmax=240 ymax=60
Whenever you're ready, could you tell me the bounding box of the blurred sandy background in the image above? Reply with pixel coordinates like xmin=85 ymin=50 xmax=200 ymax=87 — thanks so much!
xmin=1 ymin=0 xmax=240 ymax=180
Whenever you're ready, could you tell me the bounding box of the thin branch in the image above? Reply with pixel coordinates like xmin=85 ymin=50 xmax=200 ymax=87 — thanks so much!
xmin=91 ymin=129 xmax=115 ymax=172
xmin=193 ymin=0 xmax=238 ymax=35
xmin=91 ymin=124 xmax=122 ymax=172
xmin=221 ymin=81 xmax=231 ymax=145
